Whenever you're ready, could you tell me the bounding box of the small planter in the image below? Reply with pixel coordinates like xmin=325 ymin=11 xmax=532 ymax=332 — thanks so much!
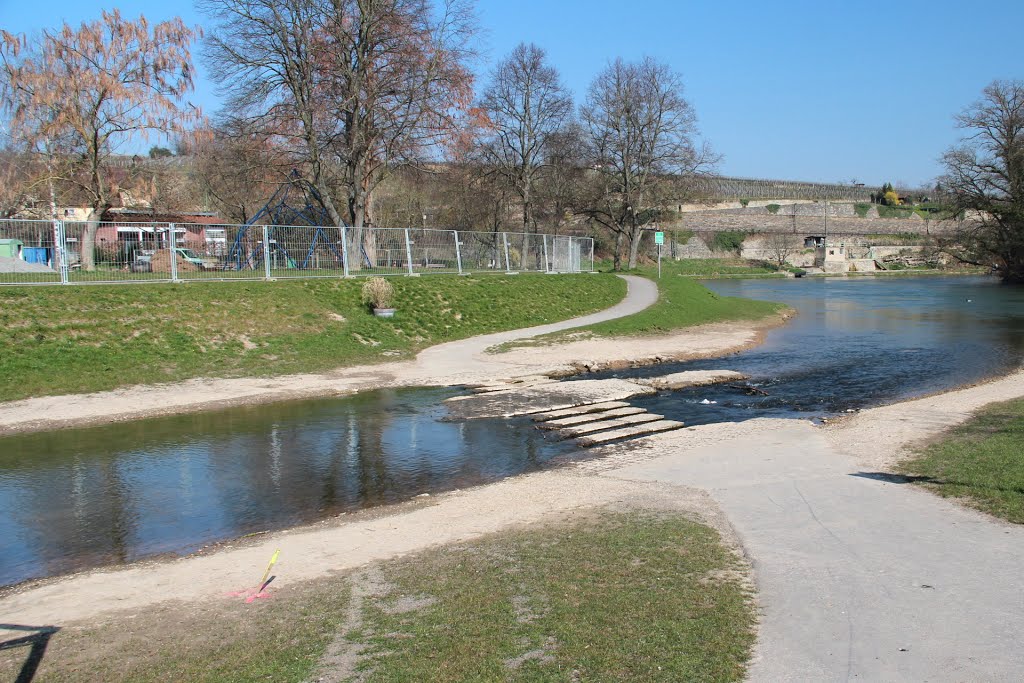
xmin=373 ymin=307 xmax=396 ymax=318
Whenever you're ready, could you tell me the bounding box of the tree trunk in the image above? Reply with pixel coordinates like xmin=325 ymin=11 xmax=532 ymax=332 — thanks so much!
xmin=81 ymin=206 xmax=106 ymax=272
xmin=612 ymin=231 xmax=623 ymax=270
xmin=627 ymin=224 xmax=643 ymax=269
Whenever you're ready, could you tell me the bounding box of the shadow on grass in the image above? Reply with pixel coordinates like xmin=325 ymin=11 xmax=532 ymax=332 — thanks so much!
xmin=851 ymin=471 xmax=1024 ymax=496
xmin=0 ymin=624 xmax=60 ymax=683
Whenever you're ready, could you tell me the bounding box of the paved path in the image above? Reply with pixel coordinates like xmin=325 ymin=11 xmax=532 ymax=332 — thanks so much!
xmin=409 ymin=274 xmax=657 ymax=380
xmin=605 ymin=420 xmax=1024 ymax=682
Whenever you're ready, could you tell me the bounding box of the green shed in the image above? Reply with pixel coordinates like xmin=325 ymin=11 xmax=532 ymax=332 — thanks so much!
xmin=0 ymin=238 xmax=24 ymax=259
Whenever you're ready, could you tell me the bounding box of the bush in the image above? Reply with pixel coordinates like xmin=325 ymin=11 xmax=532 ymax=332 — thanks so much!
xmin=739 ymin=198 xmax=750 ymax=208
xmin=361 ymin=276 xmax=395 ymax=309
xmin=766 ymin=204 xmax=781 ymax=215
xmin=709 ymin=230 xmax=748 ymax=253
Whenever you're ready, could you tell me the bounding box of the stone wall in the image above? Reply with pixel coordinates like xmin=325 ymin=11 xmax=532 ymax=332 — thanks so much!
xmin=672 ymin=211 xmax=959 ymax=236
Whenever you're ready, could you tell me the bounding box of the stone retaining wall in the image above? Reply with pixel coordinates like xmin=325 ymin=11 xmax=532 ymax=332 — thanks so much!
xmin=672 ymin=212 xmax=959 ymax=236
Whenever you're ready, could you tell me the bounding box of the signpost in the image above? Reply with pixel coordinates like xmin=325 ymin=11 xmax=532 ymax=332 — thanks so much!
xmin=654 ymin=231 xmax=664 ymax=279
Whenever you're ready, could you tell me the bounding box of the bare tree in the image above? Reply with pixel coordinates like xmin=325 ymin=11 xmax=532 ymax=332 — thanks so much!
xmin=940 ymin=80 xmax=1024 ymax=282
xmin=201 ymin=0 xmax=477 ymax=230
xmin=186 ymin=122 xmax=288 ymax=223
xmin=535 ymin=122 xmax=586 ymax=234
xmin=764 ymin=232 xmax=795 ymax=268
xmin=579 ymin=57 xmax=713 ymax=270
xmin=0 ymin=11 xmax=201 ymax=270
xmin=478 ymin=42 xmax=572 ymax=231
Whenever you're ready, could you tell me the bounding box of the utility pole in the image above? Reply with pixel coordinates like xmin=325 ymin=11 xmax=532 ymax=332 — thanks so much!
xmin=823 ymin=198 xmax=829 ymax=245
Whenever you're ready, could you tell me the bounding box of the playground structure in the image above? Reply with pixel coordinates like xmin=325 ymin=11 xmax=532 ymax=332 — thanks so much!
xmin=223 ymin=172 xmax=348 ymax=272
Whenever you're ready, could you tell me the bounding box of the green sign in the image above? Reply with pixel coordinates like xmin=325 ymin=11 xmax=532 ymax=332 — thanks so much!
xmin=654 ymin=231 xmax=665 ymax=245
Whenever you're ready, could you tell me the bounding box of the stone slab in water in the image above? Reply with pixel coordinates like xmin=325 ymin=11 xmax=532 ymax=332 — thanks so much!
xmin=444 ymin=379 xmax=655 ymax=420
xmin=559 ymin=413 xmax=665 ymax=437
xmin=470 ymin=377 xmax=558 ymax=394
xmin=532 ymin=401 xmax=631 ymax=422
xmin=538 ymin=406 xmax=647 ymax=429
xmin=576 ymin=419 xmax=685 ymax=447
xmin=635 ymin=370 xmax=747 ymax=390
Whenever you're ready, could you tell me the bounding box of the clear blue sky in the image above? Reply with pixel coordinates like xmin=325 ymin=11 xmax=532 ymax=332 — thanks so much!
xmin=3 ymin=0 xmax=1021 ymax=187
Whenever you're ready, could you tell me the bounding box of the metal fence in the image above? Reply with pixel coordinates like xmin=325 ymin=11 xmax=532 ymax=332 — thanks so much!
xmin=0 ymin=219 xmax=594 ymax=286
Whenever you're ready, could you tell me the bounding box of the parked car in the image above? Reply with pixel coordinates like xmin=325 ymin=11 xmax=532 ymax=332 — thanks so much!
xmin=174 ymin=247 xmax=206 ymax=267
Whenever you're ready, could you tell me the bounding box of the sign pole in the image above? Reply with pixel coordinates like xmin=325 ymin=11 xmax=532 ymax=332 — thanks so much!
xmin=654 ymin=230 xmax=665 ymax=279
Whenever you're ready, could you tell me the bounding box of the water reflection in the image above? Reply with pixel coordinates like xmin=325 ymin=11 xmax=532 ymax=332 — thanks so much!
xmin=0 ymin=388 xmax=573 ymax=586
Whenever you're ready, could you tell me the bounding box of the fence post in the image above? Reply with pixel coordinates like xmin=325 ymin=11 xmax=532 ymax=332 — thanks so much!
xmin=53 ymin=219 xmax=69 ymax=285
xmin=453 ymin=230 xmax=463 ymax=275
xmin=262 ymin=225 xmax=272 ymax=280
xmin=589 ymin=238 xmax=595 ymax=271
xmin=340 ymin=226 xmax=350 ymax=277
xmin=168 ymin=223 xmax=179 ymax=282
xmin=542 ymin=234 xmax=550 ymax=273
xmin=404 ymin=228 xmax=415 ymax=276
xmin=502 ymin=232 xmax=511 ymax=272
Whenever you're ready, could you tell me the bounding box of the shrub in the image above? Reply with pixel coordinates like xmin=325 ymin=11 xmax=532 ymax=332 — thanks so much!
xmin=361 ymin=276 xmax=395 ymax=309
xmin=766 ymin=204 xmax=781 ymax=214
xmin=709 ymin=230 xmax=748 ymax=252
xmin=739 ymin=198 xmax=750 ymax=207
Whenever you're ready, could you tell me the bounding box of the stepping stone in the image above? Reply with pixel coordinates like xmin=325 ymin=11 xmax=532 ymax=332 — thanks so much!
xmin=468 ymin=378 xmax=557 ymax=395
xmin=635 ymin=370 xmax=747 ymax=390
xmin=576 ymin=420 xmax=686 ymax=447
xmin=559 ymin=413 xmax=664 ymax=437
xmin=444 ymin=379 xmax=655 ymax=420
xmin=470 ymin=377 xmax=558 ymax=394
xmin=538 ymin=407 xmax=647 ymax=429
xmin=532 ymin=401 xmax=630 ymax=421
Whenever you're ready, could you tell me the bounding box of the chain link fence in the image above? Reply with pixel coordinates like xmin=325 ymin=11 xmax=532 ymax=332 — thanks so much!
xmin=0 ymin=219 xmax=594 ymax=286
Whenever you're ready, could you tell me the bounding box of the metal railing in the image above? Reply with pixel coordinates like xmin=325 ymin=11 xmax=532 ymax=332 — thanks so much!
xmin=0 ymin=219 xmax=594 ymax=286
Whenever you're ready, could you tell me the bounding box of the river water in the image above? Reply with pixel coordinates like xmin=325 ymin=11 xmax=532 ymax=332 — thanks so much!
xmin=614 ymin=275 xmax=1024 ymax=425
xmin=2 ymin=275 xmax=1023 ymax=586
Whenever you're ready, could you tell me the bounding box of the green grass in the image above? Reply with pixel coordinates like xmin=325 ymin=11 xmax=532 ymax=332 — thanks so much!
xmin=578 ymin=264 xmax=783 ymax=337
xmin=0 ymin=274 xmax=626 ymax=402
xmin=854 ymin=203 xmax=872 ymax=218
xmin=493 ymin=262 xmax=783 ymax=353
xmin=672 ymin=258 xmax=782 ymax=277
xmin=898 ymin=398 xmax=1024 ymax=524
xmin=356 ymin=510 xmax=755 ymax=682
xmin=3 ymin=510 xmax=755 ymax=682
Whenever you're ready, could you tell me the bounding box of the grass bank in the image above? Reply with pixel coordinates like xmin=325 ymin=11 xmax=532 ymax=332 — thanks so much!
xmin=493 ymin=262 xmax=784 ymax=353
xmin=2 ymin=510 xmax=755 ymax=682
xmin=672 ymin=258 xmax=784 ymax=277
xmin=898 ymin=398 xmax=1024 ymax=524
xmin=0 ymin=274 xmax=625 ymax=402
